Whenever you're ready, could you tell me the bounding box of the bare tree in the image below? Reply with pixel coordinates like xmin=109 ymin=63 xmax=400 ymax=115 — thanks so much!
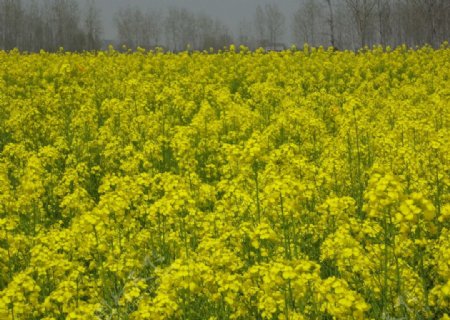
xmin=142 ymin=10 xmax=162 ymax=48
xmin=84 ymin=0 xmax=102 ymax=50
xmin=115 ymin=5 xmax=162 ymax=50
xmin=266 ymin=3 xmax=285 ymax=48
xmin=323 ymin=0 xmax=337 ymax=48
xmin=46 ymin=0 xmax=85 ymax=51
xmin=164 ymin=7 xmax=196 ymax=51
xmin=0 ymin=0 xmax=24 ymax=50
xmin=390 ymin=0 xmax=415 ymax=46
xmin=213 ymin=25 xmax=234 ymax=50
xmin=421 ymin=0 xmax=439 ymax=46
xmin=254 ymin=5 xmax=267 ymax=46
xmin=254 ymin=3 xmax=285 ymax=48
xmin=22 ymin=0 xmax=45 ymax=51
xmin=344 ymin=0 xmax=377 ymax=47
xmin=389 ymin=0 xmax=444 ymax=47
xmin=293 ymin=0 xmax=325 ymax=47
xmin=164 ymin=6 xmax=180 ymax=51
xmin=411 ymin=0 xmax=449 ymax=47
xmin=0 ymin=0 xmax=102 ymax=51
xmin=115 ymin=6 xmax=138 ymax=48
xmin=195 ymin=13 xmax=232 ymax=50
xmin=238 ymin=18 xmax=256 ymax=49
xmin=375 ymin=0 xmax=391 ymax=46
xmin=196 ymin=13 xmax=212 ymax=49
xmin=179 ymin=8 xmax=197 ymax=50
xmin=211 ymin=18 xmax=233 ymax=50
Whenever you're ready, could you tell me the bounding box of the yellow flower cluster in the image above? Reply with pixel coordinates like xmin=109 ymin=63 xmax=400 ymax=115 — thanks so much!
xmin=0 ymin=45 xmax=449 ymax=319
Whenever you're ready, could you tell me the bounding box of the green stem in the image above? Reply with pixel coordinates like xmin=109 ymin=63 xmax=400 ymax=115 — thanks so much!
xmin=254 ymin=163 xmax=261 ymax=224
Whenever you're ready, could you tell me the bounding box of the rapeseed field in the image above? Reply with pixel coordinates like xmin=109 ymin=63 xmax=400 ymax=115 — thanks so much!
xmin=0 ymin=45 xmax=449 ymax=319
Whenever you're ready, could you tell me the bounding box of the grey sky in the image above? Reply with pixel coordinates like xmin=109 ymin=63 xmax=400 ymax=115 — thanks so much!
xmin=95 ymin=0 xmax=300 ymax=42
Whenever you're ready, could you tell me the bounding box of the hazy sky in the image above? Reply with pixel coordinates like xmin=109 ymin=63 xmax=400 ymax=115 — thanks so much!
xmin=95 ymin=0 xmax=300 ymax=41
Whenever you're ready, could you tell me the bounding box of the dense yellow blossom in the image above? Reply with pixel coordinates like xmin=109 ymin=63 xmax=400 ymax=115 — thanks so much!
xmin=0 ymin=45 xmax=449 ymax=319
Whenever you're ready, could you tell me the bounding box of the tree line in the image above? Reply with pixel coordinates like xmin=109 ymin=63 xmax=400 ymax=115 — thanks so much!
xmin=0 ymin=0 xmax=102 ymax=51
xmin=1 ymin=0 xmax=449 ymax=52
xmin=115 ymin=6 xmax=232 ymax=52
xmin=292 ymin=0 xmax=450 ymax=50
